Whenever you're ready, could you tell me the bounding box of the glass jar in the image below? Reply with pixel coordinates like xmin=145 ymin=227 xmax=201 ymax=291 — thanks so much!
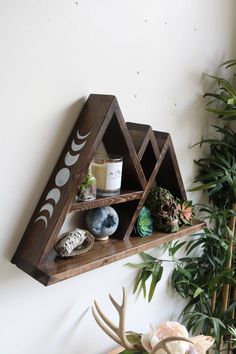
xmin=91 ymin=155 xmax=123 ymax=197
xmin=77 ymin=165 xmax=96 ymax=201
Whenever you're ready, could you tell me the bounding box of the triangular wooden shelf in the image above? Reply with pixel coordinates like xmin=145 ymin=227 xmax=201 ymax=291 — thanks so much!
xmin=12 ymin=94 xmax=205 ymax=286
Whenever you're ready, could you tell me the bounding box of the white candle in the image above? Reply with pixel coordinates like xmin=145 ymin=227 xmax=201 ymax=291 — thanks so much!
xmin=91 ymin=162 xmax=107 ymax=190
xmin=91 ymin=156 xmax=123 ymax=196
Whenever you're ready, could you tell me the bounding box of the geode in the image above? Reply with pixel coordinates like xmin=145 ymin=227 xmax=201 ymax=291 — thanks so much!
xmin=85 ymin=206 xmax=119 ymax=240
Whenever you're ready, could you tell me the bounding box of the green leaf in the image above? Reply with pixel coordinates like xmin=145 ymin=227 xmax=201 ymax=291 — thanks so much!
xmin=220 ymin=59 xmax=236 ymax=68
xmin=126 ymin=331 xmax=142 ymax=345
xmin=148 ymin=264 xmax=163 ymax=302
xmin=133 ymin=272 xmax=141 ymax=293
xmin=175 ymin=266 xmax=192 ymax=280
xmin=126 ymin=262 xmax=154 ymax=269
xmin=227 ymin=98 xmax=235 ymax=105
xmin=226 ymin=225 xmax=235 ymax=239
xmin=206 ymin=107 xmax=236 ymax=115
xmin=203 ymin=92 xmax=228 ymax=103
xmin=189 ymin=182 xmax=217 ymax=192
xmin=204 ymin=74 xmax=236 ymax=100
xmin=169 ymin=241 xmax=186 ymax=256
xmin=193 ymin=287 xmax=204 ymax=298
xmin=178 ymin=257 xmax=193 ymax=262
xmin=141 ymin=270 xmax=152 ymax=298
xmin=141 ymin=276 xmax=147 ymax=298
xmin=139 ymin=252 xmax=157 ymax=262
xmin=186 ymin=239 xmax=205 ymax=254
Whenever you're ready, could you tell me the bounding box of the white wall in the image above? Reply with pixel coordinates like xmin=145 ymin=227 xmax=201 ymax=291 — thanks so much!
xmin=1 ymin=1 xmax=236 ymax=353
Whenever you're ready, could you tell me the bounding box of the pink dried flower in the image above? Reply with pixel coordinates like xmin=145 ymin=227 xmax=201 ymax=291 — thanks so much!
xmin=141 ymin=321 xmax=190 ymax=354
xmin=140 ymin=321 xmax=214 ymax=354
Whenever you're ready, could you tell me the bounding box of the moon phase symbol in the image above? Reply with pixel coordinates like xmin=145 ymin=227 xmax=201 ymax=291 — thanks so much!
xmin=39 ymin=203 xmax=54 ymax=218
xmin=71 ymin=139 xmax=86 ymax=152
xmin=34 ymin=216 xmax=48 ymax=228
xmin=77 ymin=129 xmax=90 ymax=140
xmin=64 ymin=151 xmax=80 ymax=166
xmin=46 ymin=188 xmax=60 ymax=205
xmin=34 ymin=130 xmax=89 ymax=229
xmin=55 ymin=168 xmax=70 ymax=187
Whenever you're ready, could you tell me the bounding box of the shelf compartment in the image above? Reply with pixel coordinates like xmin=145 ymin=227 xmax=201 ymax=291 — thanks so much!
xmin=153 ymin=130 xmax=186 ymax=199
xmin=70 ymin=190 xmax=143 ymax=212
xmin=102 ymin=114 xmax=146 ymax=190
xmin=127 ymin=122 xmax=160 ymax=181
xmin=34 ymin=220 xmax=205 ymax=285
xmin=11 ymin=94 xmax=202 ymax=286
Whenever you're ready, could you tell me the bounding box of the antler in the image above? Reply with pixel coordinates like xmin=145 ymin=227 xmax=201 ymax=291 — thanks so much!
xmin=92 ymin=287 xmax=137 ymax=350
xmin=150 ymin=336 xmax=192 ymax=354
xmin=150 ymin=335 xmax=214 ymax=354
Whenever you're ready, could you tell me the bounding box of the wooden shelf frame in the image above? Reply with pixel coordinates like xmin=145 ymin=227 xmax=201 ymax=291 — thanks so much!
xmin=39 ymin=220 xmax=204 ymax=285
xmin=70 ymin=190 xmax=144 ymax=212
xmin=12 ymin=94 xmax=205 ymax=286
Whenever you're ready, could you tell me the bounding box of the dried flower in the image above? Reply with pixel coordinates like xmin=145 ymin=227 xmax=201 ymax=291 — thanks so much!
xmin=141 ymin=321 xmax=190 ymax=354
xmin=92 ymin=288 xmax=214 ymax=354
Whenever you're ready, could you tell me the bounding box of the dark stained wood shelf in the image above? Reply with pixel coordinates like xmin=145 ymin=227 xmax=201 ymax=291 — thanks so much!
xmin=12 ymin=94 xmax=203 ymax=286
xmin=37 ymin=220 xmax=205 ymax=285
xmin=70 ymin=190 xmax=144 ymax=212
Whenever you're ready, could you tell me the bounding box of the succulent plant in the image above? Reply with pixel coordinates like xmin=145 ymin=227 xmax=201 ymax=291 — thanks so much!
xmin=177 ymin=199 xmax=194 ymax=226
xmin=135 ymin=207 xmax=153 ymax=237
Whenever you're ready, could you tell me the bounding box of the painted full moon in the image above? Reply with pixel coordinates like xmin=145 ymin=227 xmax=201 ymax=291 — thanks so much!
xmin=55 ymin=168 xmax=70 ymax=187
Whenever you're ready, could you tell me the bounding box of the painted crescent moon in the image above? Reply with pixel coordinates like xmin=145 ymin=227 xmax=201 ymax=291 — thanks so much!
xmin=77 ymin=129 xmax=90 ymax=140
xmin=55 ymin=168 xmax=70 ymax=187
xmin=46 ymin=188 xmax=60 ymax=204
xmin=64 ymin=151 xmax=80 ymax=166
xmin=71 ymin=139 xmax=86 ymax=152
xmin=34 ymin=216 xmax=48 ymax=228
xmin=39 ymin=203 xmax=54 ymax=218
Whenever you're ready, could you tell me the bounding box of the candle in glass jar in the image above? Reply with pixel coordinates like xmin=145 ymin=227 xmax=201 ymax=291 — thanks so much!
xmin=91 ymin=155 xmax=123 ymax=197
xmin=91 ymin=162 xmax=107 ymax=190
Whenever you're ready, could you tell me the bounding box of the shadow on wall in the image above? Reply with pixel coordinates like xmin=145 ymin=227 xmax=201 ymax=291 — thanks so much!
xmin=45 ymin=305 xmax=90 ymax=350
xmin=4 ymin=97 xmax=86 ymax=269
xmin=229 ymin=2 xmax=236 ymax=58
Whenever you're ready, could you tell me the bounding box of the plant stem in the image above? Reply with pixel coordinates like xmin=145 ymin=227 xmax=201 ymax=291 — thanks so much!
xmin=221 ymin=203 xmax=236 ymax=352
xmin=221 ymin=203 xmax=236 ymax=312
xmin=231 ymin=206 xmax=236 ymax=320
xmin=232 ymin=286 xmax=236 ymax=319
xmin=211 ymin=291 xmax=217 ymax=313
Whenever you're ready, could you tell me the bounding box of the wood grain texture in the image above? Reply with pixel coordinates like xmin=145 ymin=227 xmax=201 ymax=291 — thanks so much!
xmin=11 ymin=94 xmax=202 ymax=286
xmin=70 ymin=190 xmax=143 ymax=212
xmin=12 ymin=220 xmax=205 ymax=286
xmin=37 ymin=220 xmax=205 ymax=285
xmin=12 ymin=94 xmax=119 ymax=266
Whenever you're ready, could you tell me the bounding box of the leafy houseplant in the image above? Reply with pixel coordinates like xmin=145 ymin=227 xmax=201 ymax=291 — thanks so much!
xmin=129 ymin=61 xmax=236 ymax=353
xmin=182 ymin=60 xmax=236 ymax=352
